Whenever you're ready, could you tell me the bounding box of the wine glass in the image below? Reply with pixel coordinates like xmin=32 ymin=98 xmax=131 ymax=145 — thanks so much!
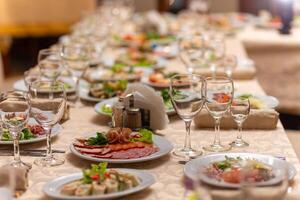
xmin=38 ymin=49 xmax=63 ymax=82
xmin=203 ymin=76 xmax=233 ymax=152
xmin=203 ymin=34 xmax=226 ymax=78
xmin=29 ymin=81 xmax=66 ymax=167
xmin=230 ymin=98 xmax=250 ymax=148
xmin=241 ymin=164 xmax=289 ymax=200
xmin=0 ymin=91 xmax=31 ymax=169
xmin=178 ymin=34 xmax=205 ymax=74
xmin=24 ymin=70 xmax=40 ymax=90
xmin=223 ymin=54 xmax=237 ymax=78
xmin=169 ymin=74 xmax=206 ymax=158
xmin=61 ymin=43 xmax=90 ymax=107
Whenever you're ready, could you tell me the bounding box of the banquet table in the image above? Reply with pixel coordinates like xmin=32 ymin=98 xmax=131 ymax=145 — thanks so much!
xmin=6 ymin=36 xmax=300 ymax=200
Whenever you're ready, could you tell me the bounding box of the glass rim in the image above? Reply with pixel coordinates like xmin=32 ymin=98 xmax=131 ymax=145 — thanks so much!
xmin=170 ymin=73 xmax=205 ymax=80
xmin=205 ymin=76 xmax=233 ymax=83
xmin=39 ymin=48 xmax=60 ymax=55
xmin=29 ymin=80 xmax=66 ymax=92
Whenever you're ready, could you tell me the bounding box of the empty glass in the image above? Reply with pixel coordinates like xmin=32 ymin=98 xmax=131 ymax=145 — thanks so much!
xmin=230 ymin=98 xmax=250 ymax=148
xmin=178 ymin=34 xmax=205 ymax=74
xmin=203 ymin=34 xmax=226 ymax=78
xmin=38 ymin=49 xmax=63 ymax=82
xmin=0 ymin=91 xmax=31 ymax=169
xmin=29 ymin=81 xmax=66 ymax=167
xmin=203 ymin=76 xmax=233 ymax=152
xmin=24 ymin=70 xmax=40 ymax=90
xmin=61 ymin=43 xmax=90 ymax=107
xmin=223 ymin=54 xmax=237 ymax=78
xmin=169 ymin=74 xmax=206 ymax=158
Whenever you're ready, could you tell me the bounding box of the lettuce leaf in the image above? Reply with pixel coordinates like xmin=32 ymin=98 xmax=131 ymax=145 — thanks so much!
xmin=130 ymin=129 xmax=153 ymax=144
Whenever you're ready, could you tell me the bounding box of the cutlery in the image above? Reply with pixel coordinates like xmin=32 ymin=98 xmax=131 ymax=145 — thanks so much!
xmin=0 ymin=149 xmax=65 ymax=157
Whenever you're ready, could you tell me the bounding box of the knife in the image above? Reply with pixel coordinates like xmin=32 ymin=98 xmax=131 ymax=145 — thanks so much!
xmin=0 ymin=149 xmax=65 ymax=157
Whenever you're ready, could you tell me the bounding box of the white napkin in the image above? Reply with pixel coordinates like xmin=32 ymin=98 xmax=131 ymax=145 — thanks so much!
xmin=124 ymin=83 xmax=169 ymax=130
xmin=0 ymin=188 xmax=12 ymax=200
xmin=146 ymin=10 xmax=168 ymax=35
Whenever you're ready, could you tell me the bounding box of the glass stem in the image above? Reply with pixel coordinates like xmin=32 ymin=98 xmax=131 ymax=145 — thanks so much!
xmin=12 ymin=132 xmax=20 ymax=163
xmin=237 ymin=122 xmax=243 ymax=140
xmin=184 ymin=120 xmax=192 ymax=150
xmin=213 ymin=117 xmax=221 ymax=146
xmin=45 ymin=126 xmax=53 ymax=159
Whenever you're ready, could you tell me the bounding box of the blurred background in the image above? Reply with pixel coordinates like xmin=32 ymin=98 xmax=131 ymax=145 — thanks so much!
xmin=0 ymin=0 xmax=300 ymax=132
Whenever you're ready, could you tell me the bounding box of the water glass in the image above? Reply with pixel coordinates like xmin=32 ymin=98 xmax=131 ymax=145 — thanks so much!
xmin=29 ymin=81 xmax=66 ymax=167
xmin=169 ymin=74 xmax=206 ymax=158
xmin=203 ymin=76 xmax=233 ymax=152
xmin=61 ymin=43 xmax=90 ymax=107
xmin=38 ymin=49 xmax=63 ymax=82
xmin=0 ymin=91 xmax=31 ymax=169
xmin=230 ymin=98 xmax=250 ymax=148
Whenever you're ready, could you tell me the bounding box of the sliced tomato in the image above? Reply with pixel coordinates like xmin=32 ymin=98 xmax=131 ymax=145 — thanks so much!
xmin=220 ymin=169 xmax=242 ymax=183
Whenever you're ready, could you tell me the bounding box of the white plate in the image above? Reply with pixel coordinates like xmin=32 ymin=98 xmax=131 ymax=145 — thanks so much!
xmin=70 ymin=135 xmax=173 ymax=163
xmin=13 ymin=77 xmax=76 ymax=93
xmin=43 ymin=169 xmax=155 ymax=200
xmin=0 ymin=118 xmax=62 ymax=145
xmin=94 ymin=97 xmax=117 ymax=116
xmin=235 ymin=93 xmax=279 ymax=109
xmin=94 ymin=97 xmax=175 ymax=116
xmin=184 ymin=153 xmax=297 ymax=188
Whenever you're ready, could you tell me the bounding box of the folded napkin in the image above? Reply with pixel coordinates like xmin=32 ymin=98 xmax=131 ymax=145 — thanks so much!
xmin=0 ymin=166 xmax=28 ymax=194
xmin=194 ymin=109 xmax=279 ymax=130
xmin=124 ymin=83 xmax=169 ymax=130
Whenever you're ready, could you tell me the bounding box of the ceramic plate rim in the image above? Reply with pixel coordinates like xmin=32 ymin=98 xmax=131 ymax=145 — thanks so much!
xmin=70 ymin=134 xmax=173 ymax=163
xmin=184 ymin=152 xmax=297 ymax=189
xmin=43 ymin=169 xmax=155 ymax=200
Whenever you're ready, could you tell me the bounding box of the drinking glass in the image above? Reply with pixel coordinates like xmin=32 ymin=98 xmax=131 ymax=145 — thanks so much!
xmin=0 ymin=91 xmax=31 ymax=169
xmin=38 ymin=49 xmax=63 ymax=82
xmin=203 ymin=76 xmax=233 ymax=152
xmin=29 ymin=81 xmax=66 ymax=167
xmin=61 ymin=43 xmax=90 ymax=107
xmin=230 ymin=98 xmax=250 ymax=147
xmin=178 ymin=34 xmax=205 ymax=74
xmin=203 ymin=34 xmax=225 ymax=78
xmin=24 ymin=70 xmax=40 ymax=90
xmin=241 ymin=165 xmax=289 ymax=200
xmin=223 ymin=54 xmax=237 ymax=78
xmin=169 ymin=74 xmax=206 ymax=158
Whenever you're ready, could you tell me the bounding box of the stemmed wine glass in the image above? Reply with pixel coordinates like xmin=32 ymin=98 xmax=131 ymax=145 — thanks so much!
xmin=61 ymin=43 xmax=90 ymax=107
xmin=223 ymin=54 xmax=237 ymax=78
xmin=169 ymin=74 xmax=206 ymax=158
xmin=38 ymin=49 xmax=63 ymax=83
xmin=230 ymin=98 xmax=250 ymax=147
xmin=178 ymin=34 xmax=205 ymax=74
xmin=0 ymin=91 xmax=31 ymax=169
xmin=203 ymin=76 xmax=234 ymax=152
xmin=29 ymin=81 xmax=66 ymax=167
xmin=203 ymin=34 xmax=226 ymax=78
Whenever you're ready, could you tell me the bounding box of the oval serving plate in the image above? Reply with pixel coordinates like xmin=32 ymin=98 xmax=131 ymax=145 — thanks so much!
xmin=70 ymin=134 xmax=173 ymax=164
xmin=43 ymin=168 xmax=155 ymax=200
xmin=184 ymin=152 xmax=297 ymax=189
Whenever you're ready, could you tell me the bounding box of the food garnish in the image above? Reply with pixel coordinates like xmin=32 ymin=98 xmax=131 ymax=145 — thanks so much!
xmin=1 ymin=124 xmax=45 ymax=141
